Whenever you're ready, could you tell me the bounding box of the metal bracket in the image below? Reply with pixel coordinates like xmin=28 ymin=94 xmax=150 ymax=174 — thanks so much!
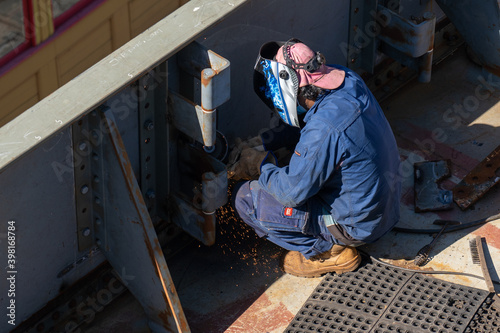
xmin=377 ymin=5 xmax=435 ymax=58
xmin=377 ymin=4 xmax=436 ymax=82
xmin=348 ymin=0 xmax=436 ymax=82
xmin=414 ymin=160 xmax=453 ymax=212
xmin=169 ymin=140 xmax=227 ymax=246
xmin=161 ymin=41 xmax=230 ymax=246
xmin=168 ymin=91 xmax=211 ymax=146
xmin=176 ymin=41 xmax=230 ymax=150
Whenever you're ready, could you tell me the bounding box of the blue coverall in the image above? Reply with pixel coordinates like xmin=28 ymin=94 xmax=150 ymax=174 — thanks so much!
xmin=234 ymin=66 xmax=401 ymax=259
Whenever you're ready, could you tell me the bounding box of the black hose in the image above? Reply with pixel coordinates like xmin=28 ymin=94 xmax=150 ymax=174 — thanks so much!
xmin=392 ymin=213 xmax=500 ymax=234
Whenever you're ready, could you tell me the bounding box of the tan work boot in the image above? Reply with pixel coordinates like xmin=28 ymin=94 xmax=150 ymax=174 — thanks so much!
xmin=281 ymin=244 xmax=361 ymax=278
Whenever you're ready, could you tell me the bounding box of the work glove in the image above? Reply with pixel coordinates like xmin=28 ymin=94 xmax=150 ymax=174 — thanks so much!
xmin=227 ymin=136 xmax=277 ymax=180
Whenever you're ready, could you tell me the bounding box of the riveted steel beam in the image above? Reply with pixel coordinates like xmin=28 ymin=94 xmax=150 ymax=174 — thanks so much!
xmin=139 ymin=71 xmax=159 ymax=217
xmin=72 ymin=118 xmax=95 ymax=251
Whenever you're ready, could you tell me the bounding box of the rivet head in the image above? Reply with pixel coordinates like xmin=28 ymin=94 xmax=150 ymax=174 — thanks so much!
xmin=82 ymin=228 xmax=91 ymax=237
xmin=81 ymin=185 xmax=89 ymax=194
xmin=79 ymin=141 xmax=87 ymax=151
xmin=144 ymin=120 xmax=154 ymax=131
xmin=95 ymin=197 xmax=101 ymax=205
xmin=95 ymin=218 xmax=102 ymax=225
xmin=146 ymin=190 xmax=155 ymax=200
xmin=93 ymin=176 xmax=100 ymax=183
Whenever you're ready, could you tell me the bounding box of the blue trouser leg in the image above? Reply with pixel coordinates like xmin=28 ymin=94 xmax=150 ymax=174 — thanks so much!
xmin=233 ymin=180 xmax=335 ymax=259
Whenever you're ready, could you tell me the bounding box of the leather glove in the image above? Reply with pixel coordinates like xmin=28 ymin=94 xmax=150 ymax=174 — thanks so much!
xmin=228 ymin=147 xmax=268 ymax=180
xmin=227 ymin=136 xmax=262 ymax=164
xmin=227 ymin=136 xmax=276 ymax=180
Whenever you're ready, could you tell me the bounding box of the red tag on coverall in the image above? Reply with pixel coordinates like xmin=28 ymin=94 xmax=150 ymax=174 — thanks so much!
xmin=284 ymin=207 xmax=293 ymax=216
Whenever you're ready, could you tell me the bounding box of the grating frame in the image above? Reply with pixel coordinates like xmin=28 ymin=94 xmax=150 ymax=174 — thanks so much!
xmin=285 ymin=260 xmax=491 ymax=333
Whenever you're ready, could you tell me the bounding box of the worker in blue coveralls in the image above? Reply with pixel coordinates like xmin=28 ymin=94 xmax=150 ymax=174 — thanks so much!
xmin=228 ymin=39 xmax=401 ymax=278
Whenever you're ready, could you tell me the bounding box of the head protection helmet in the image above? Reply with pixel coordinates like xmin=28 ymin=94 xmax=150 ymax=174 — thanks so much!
xmin=253 ymin=38 xmax=344 ymax=127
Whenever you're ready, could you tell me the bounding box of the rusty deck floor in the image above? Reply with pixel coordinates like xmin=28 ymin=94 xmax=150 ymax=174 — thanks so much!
xmin=84 ymin=46 xmax=500 ymax=333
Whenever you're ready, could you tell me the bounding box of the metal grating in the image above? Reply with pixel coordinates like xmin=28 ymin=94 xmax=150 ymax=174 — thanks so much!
xmin=285 ymin=261 xmax=490 ymax=333
xmin=465 ymin=295 xmax=500 ymax=333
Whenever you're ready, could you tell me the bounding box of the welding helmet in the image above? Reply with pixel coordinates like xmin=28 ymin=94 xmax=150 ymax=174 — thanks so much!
xmin=253 ymin=39 xmax=327 ymax=127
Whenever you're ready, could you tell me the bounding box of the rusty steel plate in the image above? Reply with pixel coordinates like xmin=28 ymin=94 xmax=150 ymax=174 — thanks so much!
xmin=414 ymin=160 xmax=453 ymax=212
xmin=453 ymin=145 xmax=500 ymax=210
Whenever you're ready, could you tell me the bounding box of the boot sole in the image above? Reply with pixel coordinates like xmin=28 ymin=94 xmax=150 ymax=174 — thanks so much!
xmin=282 ymin=254 xmax=362 ymax=278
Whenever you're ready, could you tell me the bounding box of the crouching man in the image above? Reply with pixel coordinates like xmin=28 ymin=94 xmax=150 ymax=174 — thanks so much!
xmin=229 ymin=39 xmax=401 ymax=278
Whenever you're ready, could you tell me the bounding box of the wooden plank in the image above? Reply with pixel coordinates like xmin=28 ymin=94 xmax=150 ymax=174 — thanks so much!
xmin=0 ymin=76 xmax=38 ymax=112
xmin=111 ymin=5 xmax=131 ymax=50
xmin=37 ymin=59 xmax=59 ymax=99
xmin=0 ymin=42 xmax=56 ymax=92
xmin=0 ymin=96 xmax=39 ymax=127
xmin=59 ymin=40 xmax=113 ymax=84
xmin=0 ymin=0 xmax=248 ymax=169
xmin=129 ymin=0 xmax=158 ymax=21
xmin=53 ymin=0 xmax=126 ymax=53
xmin=57 ymin=21 xmax=112 ymax=76
xmin=131 ymin=0 xmax=179 ymax=37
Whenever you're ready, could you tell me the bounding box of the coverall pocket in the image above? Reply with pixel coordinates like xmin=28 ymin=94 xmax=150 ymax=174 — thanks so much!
xmin=255 ymin=189 xmax=308 ymax=232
